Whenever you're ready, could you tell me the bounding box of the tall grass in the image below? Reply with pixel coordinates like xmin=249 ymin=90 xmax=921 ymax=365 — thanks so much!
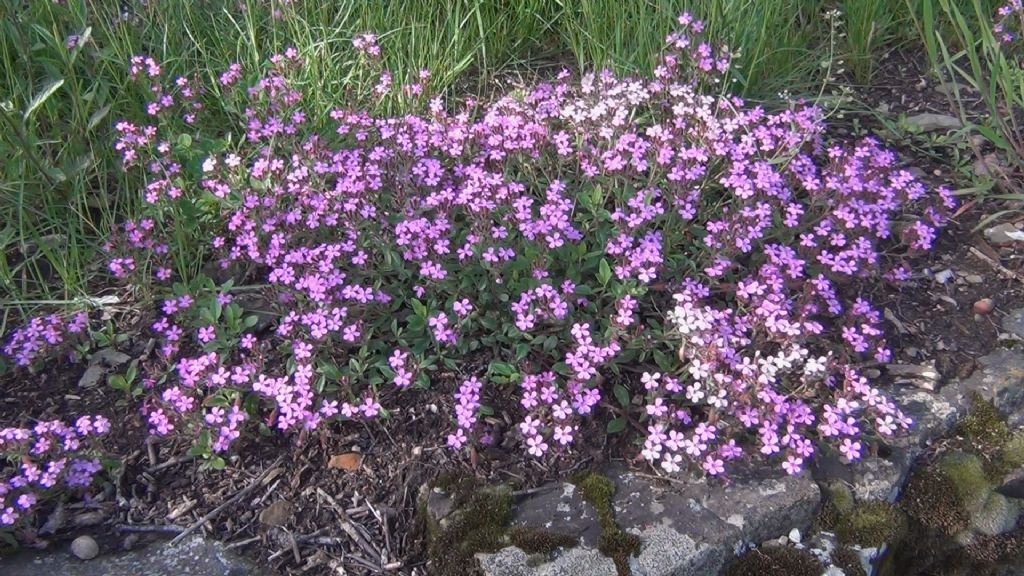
xmin=909 ymin=0 xmax=1023 ymax=206
xmin=0 ymin=0 xmax=937 ymax=326
xmin=556 ymin=0 xmax=828 ymax=97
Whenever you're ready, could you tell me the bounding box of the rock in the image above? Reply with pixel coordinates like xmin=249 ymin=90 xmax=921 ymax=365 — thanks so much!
xmin=477 ymin=546 xmax=618 ymax=576
xmin=1003 ymin=308 xmax=1024 ymax=340
xmin=510 ymin=482 xmax=601 ymax=548
xmin=985 ymin=222 xmax=1024 ymax=245
xmin=71 ymin=536 xmax=98 ymax=560
xmin=631 ymin=524 xmax=725 ymax=576
xmin=904 ymin=113 xmax=962 ymax=132
xmin=77 ymin=365 xmax=104 ymax=389
xmin=823 ymin=566 xmax=846 ymax=576
xmin=788 ymin=528 xmax=802 ymax=544
xmin=258 ymin=500 xmax=292 ymax=527
xmin=850 ymin=457 xmax=904 ymax=502
xmin=974 ymin=298 xmax=995 ymax=315
xmin=91 ymin=348 xmax=131 ymax=367
xmin=424 ymin=485 xmax=455 ymax=524
xmin=955 ymin=348 xmax=1024 ymax=415
xmin=965 ymin=274 xmax=984 ymax=284
xmin=934 ymin=268 xmax=954 ymax=284
xmin=1 ymin=535 xmax=262 ymax=576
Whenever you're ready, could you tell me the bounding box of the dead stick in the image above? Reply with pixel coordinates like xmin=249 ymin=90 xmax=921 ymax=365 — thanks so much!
xmin=316 ymin=488 xmax=381 ymax=563
xmin=169 ymin=456 xmax=284 ymax=546
xmin=115 ymin=523 xmax=185 ymax=534
xmin=969 ymin=246 xmax=1024 ymax=283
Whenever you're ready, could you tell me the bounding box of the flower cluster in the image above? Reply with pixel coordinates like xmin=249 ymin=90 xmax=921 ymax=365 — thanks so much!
xmin=6 ymin=11 xmax=954 ymax=477
xmin=2 ymin=312 xmax=89 ymax=367
xmin=1 ymin=416 xmax=109 ymax=527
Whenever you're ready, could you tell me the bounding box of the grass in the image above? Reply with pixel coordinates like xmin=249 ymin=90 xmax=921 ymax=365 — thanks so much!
xmin=0 ymin=0 xmax=995 ymax=330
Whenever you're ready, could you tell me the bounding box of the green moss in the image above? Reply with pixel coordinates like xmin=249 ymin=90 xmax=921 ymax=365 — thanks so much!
xmin=426 ymin=485 xmax=514 ymax=576
xmin=901 ymin=467 xmax=969 ymax=536
xmin=835 ymin=501 xmax=907 ymax=548
xmin=956 ymin=395 xmax=1009 ymax=449
xmin=938 ymin=452 xmax=993 ymax=512
xmin=828 ymin=483 xmax=855 ymax=513
xmin=507 ymin=526 xmax=577 ymax=555
xmin=812 ymin=483 xmax=856 ymax=535
xmin=572 ymin=472 xmax=640 ymax=576
xmin=832 ymin=545 xmax=867 ymax=576
xmin=999 ymin=431 xmax=1024 ymax=469
xmin=722 ymin=546 xmax=823 ymax=576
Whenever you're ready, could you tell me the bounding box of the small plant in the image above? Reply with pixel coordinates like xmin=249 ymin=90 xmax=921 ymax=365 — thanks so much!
xmin=0 ymin=416 xmax=110 ymax=541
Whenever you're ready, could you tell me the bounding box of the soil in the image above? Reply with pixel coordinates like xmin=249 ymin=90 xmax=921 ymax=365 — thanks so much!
xmin=3 ymin=45 xmax=1024 ymax=576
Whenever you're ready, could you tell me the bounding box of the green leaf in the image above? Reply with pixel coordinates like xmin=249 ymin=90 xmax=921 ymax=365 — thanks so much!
xmin=87 ymin=104 xmax=111 ymax=132
xmin=411 ymin=298 xmax=428 ymax=318
xmin=209 ymin=456 xmax=226 ymax=470
xmin=598 ymin=259 xmax=612 ymax=287
xmin=177 ymin=133 xmax=193 ymax=148
xmin=515 ymin=343 xmax=530 ymax=361
xmin=24 ymin=77 xmax=64 ymax=121
xmin=108 ymin=374 xmax=128 ymax=391
xmin=606 ymin=418 xmax=627 ymax=434
xmin=653 ymin=349 xmax=673 ymax=372
xmin=490 ymin=362 xmax=515 ymax=377
xmin=613 ymin=384 xmax=630 ymax=408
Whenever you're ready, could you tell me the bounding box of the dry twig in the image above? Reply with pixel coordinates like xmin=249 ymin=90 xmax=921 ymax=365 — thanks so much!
xmin=169 ymin=456 xmax=284 ymax=546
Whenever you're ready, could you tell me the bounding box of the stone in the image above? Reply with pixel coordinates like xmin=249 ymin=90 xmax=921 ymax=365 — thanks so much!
xmin=477 ymin=546 xmax=618 ymax=576
xmin=985 ymin=222 xmax=1024 ymax=245
xmin=954 ymin=348 xmax=1024 ymax=415
xmin=904 ymin=113 xmax=962 ymax=132
xmin=77 ymin=365 xmax=104 ymax=389
xmin=824 ymin=566 xmax=846 ymax=576
xmin=965 ymin=274 xmax=984 ymax=284
xmin=71 ymin=536 xmax=98 ymax=560
xmin=631 ymin=525 xmax=723 ymax=576
xmin=974 ymin=298 xmax=995 ymax=315
xmin=1 ymin=535 xmax=261 ymax=576
xmin=509 ymin=483 xmax=601 ymax=548
xmin=788 ymin=528 xmax=802 ymax=544
xmin=850 ymin=457 xmax=904 ymax=502
xmin=424 ymin=486 xmax=455 ymax=523
xmin=1003 ymin=308 xmax=1024 ymax=340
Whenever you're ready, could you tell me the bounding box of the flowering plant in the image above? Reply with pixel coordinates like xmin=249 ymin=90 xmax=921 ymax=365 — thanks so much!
xmin=6 ymin=13 xmax=953 ymax=478
xmin=0 ymin=416 xmax=110 ymax=539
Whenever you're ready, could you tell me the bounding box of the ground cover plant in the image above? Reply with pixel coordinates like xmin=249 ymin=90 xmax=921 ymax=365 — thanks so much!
xmin=0 ymin=8 xmax=963 ymax=546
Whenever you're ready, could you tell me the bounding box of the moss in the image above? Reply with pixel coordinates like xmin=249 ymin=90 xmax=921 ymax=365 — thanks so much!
xmin=828 ymin=482 xmax=855 ymax=513
xmin=938 ymin=452 xmax=993 ymax=512
xmin=813 ymin=483 xmax=867 ymax=538
xmin=956 ymin=395 xmax=1008 ymax=450
xmin=956 ymin=395 xmax=1013 ymax=481
xmin=722 ymin=546 xmax=823 ymax=576
xmin=832 ymin=545 xmax=867 ymax=576
xmin=572 ymin=472 xmax=640 ymax=576
xmin=901 ymin=467 xmax=970 ymax=536
xmin=507 ymin=526 xmax=577 ymax=555
xmin=835 ymin=500 xmax=907 ymax=548
xmin=426 ymin=485 xmax=514 ymax=576
xmin=999 ymin=431 xmax=1024 ymax=470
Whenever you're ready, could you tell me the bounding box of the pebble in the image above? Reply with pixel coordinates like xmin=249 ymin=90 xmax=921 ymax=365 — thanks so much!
xmin=974 ymin=298 xmax=995 ymax=315
xmin=788 ymin=528 xmax=802 ymax=544
xmin=965 ymin=274 xmax=984 ymax=284
xmin=71 ymin=535 xmax=99 ymax=560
